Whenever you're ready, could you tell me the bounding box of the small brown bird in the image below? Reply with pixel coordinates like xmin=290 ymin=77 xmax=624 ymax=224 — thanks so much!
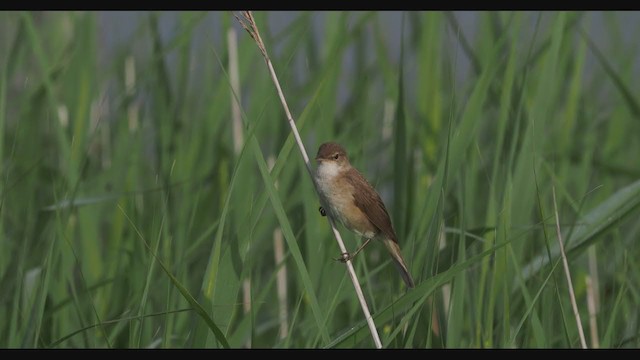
xmin=314 ymin=142 xmax=415 ymax=288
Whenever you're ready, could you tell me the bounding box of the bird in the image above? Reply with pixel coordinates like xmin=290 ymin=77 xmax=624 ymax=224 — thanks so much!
xmin=314 ymin=142 xmax=415 ymax=288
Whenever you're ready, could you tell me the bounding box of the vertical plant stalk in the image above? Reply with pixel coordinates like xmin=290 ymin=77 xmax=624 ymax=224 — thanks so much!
xmin=585 ymin=275 xmax=599 ymax=348
xmin=269 ymin=156 xmax=289 ymax=340
xmin=234 ymin=11 xmax=382 ymax=348
xmin=552 ymin=186 xmax=587 ymax=349
xmin=125 ymin=56 xmax=139 ymax=133
xmin=228 ymin=28 xmax=244 ymax=154
xmin=586 ymin=245 xmax=600 ymax=348
xmin=227 ymin=26 xmax=253 ymax=348
xmin=274 ymin=227 xmax=288 ymax=339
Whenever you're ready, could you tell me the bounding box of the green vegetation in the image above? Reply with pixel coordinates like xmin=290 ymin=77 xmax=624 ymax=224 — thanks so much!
xmin=1 ymin=11 xmax=639 ymax=348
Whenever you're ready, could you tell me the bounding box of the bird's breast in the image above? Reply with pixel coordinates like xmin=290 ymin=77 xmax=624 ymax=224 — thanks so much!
xmin=315 ymin=164 xmax=378 ymax=239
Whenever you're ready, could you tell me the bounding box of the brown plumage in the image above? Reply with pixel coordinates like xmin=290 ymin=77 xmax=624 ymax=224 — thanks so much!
xmin=315 ymin=142 xmax=415 ymax=288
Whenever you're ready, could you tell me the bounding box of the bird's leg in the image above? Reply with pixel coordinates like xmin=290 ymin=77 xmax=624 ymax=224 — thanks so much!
xmin=334 ymin=238 xmax=372 ymax=263
xmin=350 ymin=238 xmax=372 ymax=259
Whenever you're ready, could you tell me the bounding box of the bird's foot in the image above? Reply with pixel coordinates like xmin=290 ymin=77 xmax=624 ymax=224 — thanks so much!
xmin=333 ymin=252 xmax=352 ymax=263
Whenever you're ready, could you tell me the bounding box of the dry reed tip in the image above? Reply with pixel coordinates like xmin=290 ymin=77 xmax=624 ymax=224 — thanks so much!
xmin=233 ymin=11 xmax=267 ymax=58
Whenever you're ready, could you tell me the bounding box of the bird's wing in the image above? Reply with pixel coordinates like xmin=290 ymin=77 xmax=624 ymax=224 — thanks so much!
xmin=345 ymin=168 xmax=399 ymax=243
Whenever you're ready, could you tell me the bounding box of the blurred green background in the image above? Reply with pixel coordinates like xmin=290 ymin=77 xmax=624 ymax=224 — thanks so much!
xmin=1 ymin=11 xmax=639 ymax=348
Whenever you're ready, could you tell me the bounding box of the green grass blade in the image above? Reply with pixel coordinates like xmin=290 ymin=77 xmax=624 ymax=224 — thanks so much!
xmin=522 ymin=179 xmax=640 ymax=281
xmin=326 ymin=240 xmax=510 ymax=348
xmin=118 ymin=204 xmax=230 ymax=348
xmin=250 ymin=137 xmax=331 ymax=345
xmin=579 ymin=26 xmax=640 ymax=121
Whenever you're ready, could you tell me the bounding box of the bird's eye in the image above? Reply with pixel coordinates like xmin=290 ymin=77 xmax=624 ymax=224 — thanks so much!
xmin=333 ymin=153 xmax=340 ymax=160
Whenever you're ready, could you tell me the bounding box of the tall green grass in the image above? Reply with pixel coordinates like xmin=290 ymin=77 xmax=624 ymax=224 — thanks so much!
xmin=1 ymin=11 xmax=639 ymax=348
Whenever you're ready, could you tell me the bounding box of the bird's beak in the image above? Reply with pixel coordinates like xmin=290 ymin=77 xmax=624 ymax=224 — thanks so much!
xmin=315 ymin=157 xmax=323 ymax=162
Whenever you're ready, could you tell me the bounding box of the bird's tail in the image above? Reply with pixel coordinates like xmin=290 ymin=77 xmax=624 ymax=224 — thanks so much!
xmin=382 ymin=238 xmax=415 ymax=288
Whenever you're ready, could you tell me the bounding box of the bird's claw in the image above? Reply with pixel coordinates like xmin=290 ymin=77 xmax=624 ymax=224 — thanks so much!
xmin=333 ymin=252 xmax=351 ymax=263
